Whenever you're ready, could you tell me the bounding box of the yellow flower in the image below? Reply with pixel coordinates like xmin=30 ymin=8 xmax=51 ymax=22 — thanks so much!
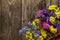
xmin=32 ymin=18 xmax=39 ymax=27
xmin=26 ymin=30 xmax=34 ymax=40
xmin=48 ymin=5 xmax=59 ymax=12
xmin=50 ymin=16 xmax=55 ymax=24
xmin=37 ymin=35 xmax=44 ymax=40
xmin=40 ymin=29 xmax=47 ymax=38
xmin=32 ymin=21 xmax=37 ymax=27
xmin=55 ymin=7 xmax=59 ymax=12
xmin=34 ymin=18 xmax=39 ymax=23
xmin=49 ymin=25 xmax=57 ymax=34
xmin=55 ymin=11 xmax=60 ymax=19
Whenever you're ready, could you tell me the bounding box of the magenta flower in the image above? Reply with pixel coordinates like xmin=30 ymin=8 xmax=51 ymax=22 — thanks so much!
xmin=43 ymin=22 xmax=50 ymax=29
xmin=37 ymin=10 xmax=42 ymax=17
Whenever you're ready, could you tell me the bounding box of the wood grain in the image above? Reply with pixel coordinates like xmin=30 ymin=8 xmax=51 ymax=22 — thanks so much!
xmin=0 ymin=0 xmax=60 ymax=40
xmin=2 ymin=0 xmax=22 ymax=40
xmin=0 ymin=0 xmax=2 ymax=40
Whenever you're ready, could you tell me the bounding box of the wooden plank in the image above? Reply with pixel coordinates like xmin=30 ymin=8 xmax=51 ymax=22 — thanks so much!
xmin=10 ymin=0 xmax=22 ymax=40
xmin=0 ymin=0 xmax=2 ymax=40
xmin=51 ymin=0 xmax=58 ymax=5
xmin=2 ymin=0 xmax=22 ymax=40
xmin=59 ymin=0 xmax=60 ymax=8
xmin=46 ymin=0 xmax=50 ymax=8
xmin=2 ymin=0 xmax=11 ymax=40
xmin=22 ymin=0 xmax=27 ymax=26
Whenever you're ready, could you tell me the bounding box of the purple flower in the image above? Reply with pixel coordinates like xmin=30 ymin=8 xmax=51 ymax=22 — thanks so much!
xmin=41 ymin=15 xmax=47 ymax=21
xmin=48 ymin=11 xmax=56 ymax=17
xmin=55 ymin=21 xmax=60 ymax=28
xmin=19 ymin=26 xmax=28 ymax=34
xmin=55 ymin=21 xmax=60 ymax=32
xmin=57 ymin=28 xmax=60 ymax=32
xmin=46 ymin=17 xmax=51 ymax=25
xmin=28 ymin=21 xmax=37 ymax=30
xmin=42 ymin=9 xmax=48 ymax=14
xmin=34 ymin=31 xmax=40 ymax=38
xmin=28 ymin=21 xmax=34 ymax=28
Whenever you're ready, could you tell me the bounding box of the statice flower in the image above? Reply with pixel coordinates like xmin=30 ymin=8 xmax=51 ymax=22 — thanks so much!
xmin=19 ymin=26 xmax=28 ymax=34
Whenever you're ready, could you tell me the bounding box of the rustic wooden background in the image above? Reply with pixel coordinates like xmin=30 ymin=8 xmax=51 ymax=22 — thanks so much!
xmin=0 ymin=0 xmax=60 ymax=40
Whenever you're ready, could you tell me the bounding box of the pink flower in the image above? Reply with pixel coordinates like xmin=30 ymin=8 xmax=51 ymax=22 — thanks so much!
xmin=43 ymin=22 xmax=50 ymax=29
xmin=37 ymin=10 xmax=42 ymax=17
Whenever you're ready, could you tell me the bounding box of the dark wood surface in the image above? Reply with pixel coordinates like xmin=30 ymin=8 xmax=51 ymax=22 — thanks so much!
xmin=1 ymin=0 xmax=22 ymax=40
xmin=0 ymin=0 xmax=60 ymax=40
